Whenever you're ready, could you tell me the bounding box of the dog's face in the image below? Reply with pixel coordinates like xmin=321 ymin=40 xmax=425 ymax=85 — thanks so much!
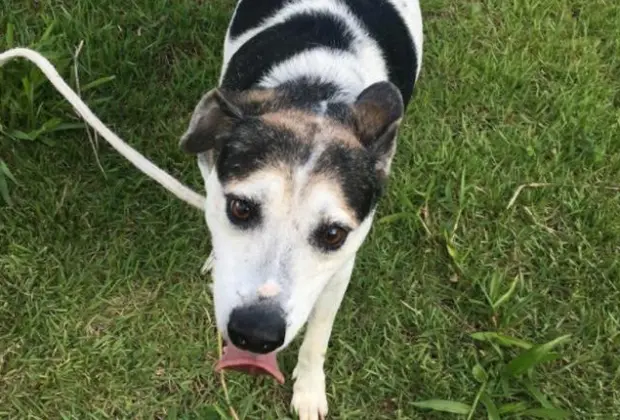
xmin=180 ymin=82 xmax=403 ymax=352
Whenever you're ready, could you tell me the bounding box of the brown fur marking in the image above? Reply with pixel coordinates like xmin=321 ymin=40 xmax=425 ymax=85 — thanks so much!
xmin=261 ymin=110 xmax=361 ymax=148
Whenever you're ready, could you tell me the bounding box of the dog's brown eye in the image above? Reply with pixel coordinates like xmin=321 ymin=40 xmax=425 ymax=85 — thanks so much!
xmin=230 ymin=199 xmax=251 ymax=220
xmin=226 ymin=196 xmax=259 ymax=227
xmin=317 ymin=224 xmax=349 ymax=251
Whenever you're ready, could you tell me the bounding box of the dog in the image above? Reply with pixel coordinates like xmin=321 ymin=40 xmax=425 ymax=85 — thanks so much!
xmin=179 ymin=1 xmax=423 ymax=418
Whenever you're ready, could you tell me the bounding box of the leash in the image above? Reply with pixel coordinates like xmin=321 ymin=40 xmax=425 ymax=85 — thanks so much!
xmin=0 ymin=46 xmax=245 ymax=416
xmin=0 ymin=47 xmax=206 ymax=211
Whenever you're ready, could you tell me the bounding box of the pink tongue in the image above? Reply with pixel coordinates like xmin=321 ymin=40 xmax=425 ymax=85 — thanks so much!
xmin=215 ymin=344 xmax=285 ymax=384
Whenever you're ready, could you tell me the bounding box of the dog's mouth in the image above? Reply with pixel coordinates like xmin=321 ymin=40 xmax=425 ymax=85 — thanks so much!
xmin=215 ymin=343 xmax=285 ymax=384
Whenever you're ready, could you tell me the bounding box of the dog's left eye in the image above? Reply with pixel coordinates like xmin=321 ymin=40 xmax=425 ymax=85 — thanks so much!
xmin=314 ymin=224 xmax=350 ymax=251
xmin=226 ymin=196 xmax=259 ymax=227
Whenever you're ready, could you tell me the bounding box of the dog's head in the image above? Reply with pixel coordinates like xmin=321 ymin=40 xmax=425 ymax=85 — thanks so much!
xmin=180 ymin=81 xmax=403 ymax=354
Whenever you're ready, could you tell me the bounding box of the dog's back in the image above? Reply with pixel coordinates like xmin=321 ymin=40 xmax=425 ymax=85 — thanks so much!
xmin=219 ymin=0 xmax=423 ymax=107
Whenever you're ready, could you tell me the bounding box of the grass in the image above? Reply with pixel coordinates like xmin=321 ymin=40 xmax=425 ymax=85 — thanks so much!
xmin=1 ymin=0 xmax=619 ymax=418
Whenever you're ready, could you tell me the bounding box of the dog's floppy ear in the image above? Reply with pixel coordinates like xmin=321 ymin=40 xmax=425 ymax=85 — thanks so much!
xmin=352 ymin=81 xmax=404 ymax=176
xmin=179 ymin=88 xmax=244 ymax=154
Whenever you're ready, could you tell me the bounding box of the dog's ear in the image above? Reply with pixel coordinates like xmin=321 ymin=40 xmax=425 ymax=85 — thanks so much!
xmin=352 ymin=81 xmax=404 ymax=176
xmin=179 ymin=88 xmax=244 ymax=154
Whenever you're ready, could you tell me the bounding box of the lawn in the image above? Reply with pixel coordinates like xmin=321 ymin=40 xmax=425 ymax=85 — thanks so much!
xmin=1 ymin=0 xmax=619 ymax=418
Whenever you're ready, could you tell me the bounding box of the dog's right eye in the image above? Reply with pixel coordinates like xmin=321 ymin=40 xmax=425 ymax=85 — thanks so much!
xmin=313 ymin=223 xmax=350 ymax=252
xmin=226 ymin=196 xmax=259 ymax=227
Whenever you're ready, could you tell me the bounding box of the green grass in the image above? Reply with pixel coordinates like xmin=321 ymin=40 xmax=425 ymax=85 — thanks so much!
xmin=1 ymin=0 xmax=619 ymax=418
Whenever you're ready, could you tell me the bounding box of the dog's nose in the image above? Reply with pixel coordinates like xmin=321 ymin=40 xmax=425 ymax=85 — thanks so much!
xmin=227 ymin=303 xmax=286 ymax=354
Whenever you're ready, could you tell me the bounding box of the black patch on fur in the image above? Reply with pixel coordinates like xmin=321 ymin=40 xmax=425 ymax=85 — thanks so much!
xmin=277 ymin=77 xmax=342 ymax=108
xmin=226 ymin=78 xmax=344 ymax=117
xmin=222 ymin=13 xmax=354 ymax=91
xmin=343 ymin=0 xmax=418 ymax=106
xmin=216 ymin=119 xmax=313 ymax=183
xmin=325 ymin=102 xmax=356 ymax=125
xmin=313 ymin=144 xmax=382 ymax=222
xmin=228 ymin=0 xmax=288 ymax=38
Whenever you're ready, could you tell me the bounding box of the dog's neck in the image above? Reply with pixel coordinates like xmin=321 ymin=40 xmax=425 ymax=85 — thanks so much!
xmin=254 ymin=55 xmax=376 ymax=105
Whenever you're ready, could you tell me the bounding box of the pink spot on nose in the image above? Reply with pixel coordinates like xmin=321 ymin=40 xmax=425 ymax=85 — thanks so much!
xmin=257 ymin=281 xmax=281 ymax=298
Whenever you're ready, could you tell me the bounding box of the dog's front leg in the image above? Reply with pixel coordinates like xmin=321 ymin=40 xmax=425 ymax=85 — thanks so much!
xmin=291 ymin=258 xmax=355 ymax=420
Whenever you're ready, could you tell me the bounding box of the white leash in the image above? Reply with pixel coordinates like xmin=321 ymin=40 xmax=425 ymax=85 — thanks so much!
xmin=0 ymin=47 xmax=206 ymax=211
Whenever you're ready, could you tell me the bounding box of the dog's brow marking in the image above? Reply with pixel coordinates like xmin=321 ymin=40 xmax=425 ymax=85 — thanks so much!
xmin=291 ymin=145 xmax=360 ymax=228
xmin=225 ymin=166 xmax=292 ymax=201
xmin=307 ymin=175 xmax=360 ymax=227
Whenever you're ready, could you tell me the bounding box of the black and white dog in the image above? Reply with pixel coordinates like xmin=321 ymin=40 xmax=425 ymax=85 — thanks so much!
xmin=180 ymin=1 xmax=423 ymax=418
